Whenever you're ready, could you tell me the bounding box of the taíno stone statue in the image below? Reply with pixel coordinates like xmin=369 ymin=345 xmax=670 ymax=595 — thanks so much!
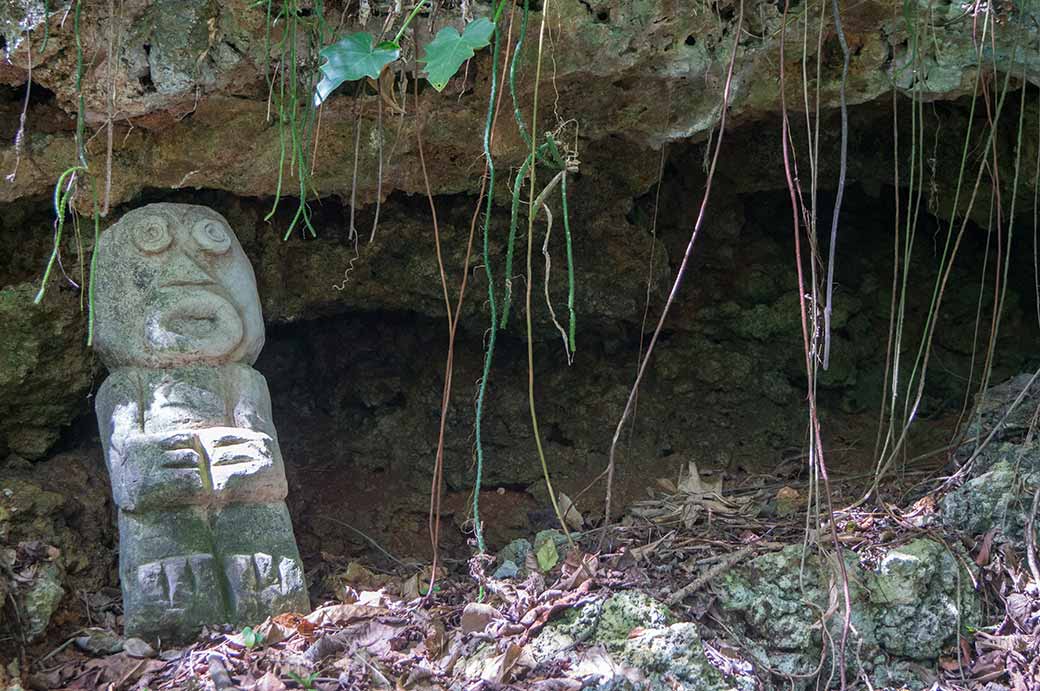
xmin=93 ymin=203 xmax=309 ymax=641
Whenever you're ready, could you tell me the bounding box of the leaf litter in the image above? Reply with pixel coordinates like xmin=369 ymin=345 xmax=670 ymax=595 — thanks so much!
xmin=12 ymin=459 xmax=1040 ymax=691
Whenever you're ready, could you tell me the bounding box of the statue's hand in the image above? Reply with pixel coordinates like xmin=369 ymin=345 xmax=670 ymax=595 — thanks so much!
xmin=195 ymin=427 xmax=275 ymax=468
xmin=196 ymin=427 xmax=287 ymax=502
xmin=110 ymin=427 xmax=287 ymax=510
xmin=110 ymin=431 xmax=207 ymax=511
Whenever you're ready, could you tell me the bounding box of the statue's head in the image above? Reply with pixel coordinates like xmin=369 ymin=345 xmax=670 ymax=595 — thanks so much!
xmin=93 ymin=203 xmax=264 ymax=368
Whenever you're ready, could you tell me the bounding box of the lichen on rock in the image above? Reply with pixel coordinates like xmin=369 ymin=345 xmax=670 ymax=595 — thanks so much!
xmin=715 ymin=540 xmax=979 ymax=688
xmin=868 ymin=538 xmax=980 ymax=660
xmin=943 ymin=456 xmax=1040 ymax=546
xmin=0 ymin=0 xmax=52 ymax=60
xmin=20 ymin=560 xmax=64 ymax=642
xmin=942 ymin=374 xmax=1040 ymax=552
xmin=526 ymin=591 xmax=735 ymax=690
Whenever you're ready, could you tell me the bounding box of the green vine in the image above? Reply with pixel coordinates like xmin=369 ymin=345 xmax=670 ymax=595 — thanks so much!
xmin=518 ymin=0 xmax=580 ymax=560
xmin=39 ymin=0 xmax=50 ymax=53
xmin=257 ymin=0 xmax=328 ymax=239
xmin=497 ymin=0 xmax=576 ymax=332
xmin=307 ymin=0 xmax=555 ymax=554
xmin=473 ymin=0 xmax=580 ymax=553
xmin=33 ymin=0 xmax=101 ymax=346
xmin=500 ymin=132 xmax=574 ymax=329
xmin=471 ymin=0 xmax=508 ymax=554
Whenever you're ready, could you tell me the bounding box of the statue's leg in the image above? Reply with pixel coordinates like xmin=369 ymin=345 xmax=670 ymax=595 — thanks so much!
xmin=119 ymin=507 xmax=227 ymax=642
xmin=213 ymin=502 xmax=309 ymax=627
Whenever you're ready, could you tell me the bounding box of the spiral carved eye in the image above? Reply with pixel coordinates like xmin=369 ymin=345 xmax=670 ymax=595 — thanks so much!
xmin=192 ymin=219 xmax=231 ymax=254
xmin=131 ymin=217 xmax=172 ymax=254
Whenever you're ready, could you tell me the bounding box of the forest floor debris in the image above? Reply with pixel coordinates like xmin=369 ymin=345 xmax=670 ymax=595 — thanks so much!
xmin=5 ymin=454 xmax=1039 ymax=691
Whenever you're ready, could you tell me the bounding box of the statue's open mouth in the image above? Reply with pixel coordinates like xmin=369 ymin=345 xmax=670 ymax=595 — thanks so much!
xmin=162 ymin=298 xmax=222 ymax=338
xmin=146 ymin=288 xmax=244 ymax=358
xmin=169 ymin=313 xmax=218 ymax=338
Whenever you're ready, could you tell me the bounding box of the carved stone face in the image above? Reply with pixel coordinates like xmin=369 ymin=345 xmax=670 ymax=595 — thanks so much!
xmin=93 ymin=203 xmax=264 ymax=368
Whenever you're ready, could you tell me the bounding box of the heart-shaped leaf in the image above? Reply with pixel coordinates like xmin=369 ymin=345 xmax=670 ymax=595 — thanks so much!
xmin=419 ymin=18 xmax=496 ymax=91
xmin=535 ymin=537 xmax=559 ymax=572
xmin=314 ymin=33 xmax=401 ymax=105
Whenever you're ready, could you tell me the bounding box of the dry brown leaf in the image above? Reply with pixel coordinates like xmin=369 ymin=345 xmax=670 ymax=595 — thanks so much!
xmin=277 ymin=611 xmax=317 ymax=637
xmin=678 ymin=461 xmax=723 ymax=497
xmin=305 ymin=602 xmax=386 ymax=627
xmin=971 ymin=650 xmax=1008 ymax=682
xmin=332 ymin=562 xmax=394 ymax=592
xmin=975 ymin=528 xmax=998 ymax=566
xmin=559 ymin=552 xmax=598 ymax=591
xmin=518 ymin=579 xmax=596 ymax=640
xmin=1005 ymin=593 xmax=1034 ymax=625
xmin=558 ymin=493 xmax=584 ymax=530
xmin=401 ymin=565 xmax=448 ymax=602
xmin=78 ymin=654 xmax=163 ymax=689
xmin=494 ymin=643 xmax=525 ymax=684
xmin=655 ymin=478 xmax=677 ymax=493
xmin=357 ymin=590 xmax=395 ymax=607
xmin=28 ymin=666 xmax=75 ymax=690
xmin=255 ymin=615 xmax=299 ymax=646
xmin=401 ymin=573 xmax=423 ymax=602
xmin=461 ymin=603 xmax=501 ymax=635
xmin=907 ymin=494 xmax=938 ymax=517
xmin=249 ymin=671 xmax=288 ymax=691
xmin=122 ymin=637 xmax=155 ymax=659
xmin=400 ymin=664 xmax=437 ymax=688
xmin=628 ymin=535 xmax=670 ymax=563
xmin=424 ymin=619 xmax=448 ymax=660
xmin=352 ymin=620 xmax=405 ymax=657
xmin=960 ymin=635 xmax=974 ymax=663
xmin=977 ymin=633 xmax=1029 ymax=652
xmin=530 ymin=679 xmax=584 ymax=690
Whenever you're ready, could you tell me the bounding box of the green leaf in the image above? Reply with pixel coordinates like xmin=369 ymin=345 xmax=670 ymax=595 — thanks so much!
xmin=288 ymin=671 xmax=319 ymax=690
xmin=535 ymin=537 xmax=559 ymax=572
xmin=241 ymin=626 xmax=257 ymax=648
xmin=314 ymin=33 xmax=401 ymax=105
xmin=419 ymin=18 xmax=496 ymax=91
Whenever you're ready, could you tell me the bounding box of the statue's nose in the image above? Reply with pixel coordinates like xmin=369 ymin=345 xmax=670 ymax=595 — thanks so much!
xmin=158 ymin=250 xmax=216 ymax=288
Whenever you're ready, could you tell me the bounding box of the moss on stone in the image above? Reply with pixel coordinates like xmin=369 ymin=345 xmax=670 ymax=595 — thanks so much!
xmin=21 ymin=562 xmax=64 ymax=642
xmin=716 ymin=540 xmax=979 ymax=686
xmin=942 ymin=456 xmax=1040 ymax=545
xmin=527 ymin=591 xmax=734 ymax=690
xmin=0 ymin=284 xmax=93 ymax=459
xmin=869 ymin=539 xmax=981 ymax=659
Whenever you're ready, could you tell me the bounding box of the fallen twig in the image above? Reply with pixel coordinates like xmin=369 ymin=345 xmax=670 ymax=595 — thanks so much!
xmin=1026 ymin=484 xmax=1040 ymax=586
xmin=666 ymin=543 xmax=762 ymax=606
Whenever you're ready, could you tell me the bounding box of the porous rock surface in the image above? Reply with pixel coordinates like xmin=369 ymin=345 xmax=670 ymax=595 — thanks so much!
xmin=523 ymin=590 xmax=735 ymax=690
xmin=0 ymin=451 xmax=114 ymax=642
xmin=0 ymin=283 xmax=93 ymax=460
xmin=1 ymin=0 xmax=1038 ymax=214
xmin=714 ymin=540 xmax=979 ymax=689
xmin=942 ymin=374 xmax=1040 ymax=551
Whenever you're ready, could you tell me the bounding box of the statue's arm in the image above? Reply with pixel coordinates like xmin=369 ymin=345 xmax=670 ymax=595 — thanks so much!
xmin=95 ymin=369 xmax=207 ymax=511
xmin=95 ymin=369 xmax=143 ymax=472
xmin=228 ymin=364 xmax=279 ymax=439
